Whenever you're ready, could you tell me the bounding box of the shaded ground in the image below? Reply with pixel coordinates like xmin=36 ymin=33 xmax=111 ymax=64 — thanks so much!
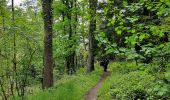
xmin=85 ymin=71 xmax=110 ymax=100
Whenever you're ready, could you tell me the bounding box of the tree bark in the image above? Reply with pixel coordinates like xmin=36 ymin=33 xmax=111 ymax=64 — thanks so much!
xmin=87 ymin=0 xmax=97 ymax=72
xmin=42 ymin=0 xmax=53 ymax=88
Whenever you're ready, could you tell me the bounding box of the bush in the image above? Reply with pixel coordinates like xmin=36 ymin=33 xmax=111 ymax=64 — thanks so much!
xmin=126 ymin=89 xmax=148 ymax=100
xmin=98 ymin=62 xmax=170 ymax=100
xmin=110 ymin=71 xmax=155 ymax=100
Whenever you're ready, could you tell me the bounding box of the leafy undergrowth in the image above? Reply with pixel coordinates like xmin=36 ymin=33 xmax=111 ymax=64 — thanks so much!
xmin=98 ymin=62 xmax=170 ymax=100
xmin=25 ymin=65 xmax=102 ymax=100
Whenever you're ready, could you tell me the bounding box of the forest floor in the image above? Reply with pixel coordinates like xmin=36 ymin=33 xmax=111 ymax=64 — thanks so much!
xmin=85 ymin=71 xmax=111 ymax=100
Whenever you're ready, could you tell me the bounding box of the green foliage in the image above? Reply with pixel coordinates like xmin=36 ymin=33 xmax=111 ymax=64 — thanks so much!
xmin=98 ymin=62 xmax=170 ymax=100
xmin=0 ymin=0 xmax=170 ymax=99
xmin=26 ymin=66 xmax=103 ymax=100
xmin=110 ymin=71 xmax=155 ymax=100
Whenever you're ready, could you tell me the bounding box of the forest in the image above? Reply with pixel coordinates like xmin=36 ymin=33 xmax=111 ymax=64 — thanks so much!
xmin=0 ymin=0 xmax=170 ymax=100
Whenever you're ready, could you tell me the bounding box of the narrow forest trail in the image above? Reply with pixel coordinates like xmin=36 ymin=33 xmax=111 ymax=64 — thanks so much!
xmin=85 ymin=71 xmax=110 ymax=100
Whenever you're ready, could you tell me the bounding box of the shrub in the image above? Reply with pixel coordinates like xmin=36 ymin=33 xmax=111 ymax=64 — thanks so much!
xmin=98 ymin=62 xmax=170 ymax=100
xmin=110 ymin=71 xmax=155 ymax=100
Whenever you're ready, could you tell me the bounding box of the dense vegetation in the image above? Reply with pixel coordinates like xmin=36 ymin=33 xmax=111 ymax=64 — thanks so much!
xmin=0 ymin=0 xmax=170 ymax=100
xmin=98 ymin=62 xmax=170 ymax=100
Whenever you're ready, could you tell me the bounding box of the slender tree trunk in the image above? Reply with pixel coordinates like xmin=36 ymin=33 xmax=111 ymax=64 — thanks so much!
xmin=42 ymin=0 xmax=53 ymax=88
xmin=87 ymin=0 xmax=97 ymax=72
xmin=11 ymin=0 xmax=20 ymax=96
xmin=74 ymin=0 xmax=78 ymax=69
xmin=65 ymin=0 xmax=76 ymax=74
xmin=61 ymin=0 xmax=68 ymax=74
xmin=21 ymin=48 xmax=35 ymax=97
xmin=12 ymin=0 xmax=16 ymax=73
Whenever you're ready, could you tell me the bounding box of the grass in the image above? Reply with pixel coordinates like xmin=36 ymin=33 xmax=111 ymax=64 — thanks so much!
xmin=25 ymin=64 xmax=103 ymax=100
xmin=97 ymin=62 xmax=123 ymax=100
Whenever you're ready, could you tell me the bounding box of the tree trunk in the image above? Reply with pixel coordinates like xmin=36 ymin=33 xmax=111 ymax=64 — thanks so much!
xmin=12 ymin=0 xmax=16 ymax=72
xmin=74 ymin=0 xmax=78 ymax=69
xmin=65 ymin=0 xmax=76 ymax=74
xmin=11 ymin=0 xmax=20 ymax=96
xmin=87 ymin=0 xmax=97 ymax=72
xmin=42 ymin=0 xmax=53 ymax=89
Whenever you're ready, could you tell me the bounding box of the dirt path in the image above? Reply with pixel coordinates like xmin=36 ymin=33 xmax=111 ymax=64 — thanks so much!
xmin=85 ymin=71 xmax=110 ymax=100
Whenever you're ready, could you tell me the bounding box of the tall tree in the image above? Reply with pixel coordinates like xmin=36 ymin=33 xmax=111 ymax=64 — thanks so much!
xmin=87 ymin=0 xmax=97 ymax=72
xmin=62 ymin=0 xmax=77 ymax=74
xmin=65 ymin=0 xmax=75 ymax=74
xmin=42 ymin=0 xmax=53 ymax=88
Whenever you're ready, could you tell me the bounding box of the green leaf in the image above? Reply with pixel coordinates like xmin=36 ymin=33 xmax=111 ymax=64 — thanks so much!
xmin=139 ymin=34 xmax=145 ymax=41
xmin=131 ymin=29 xmax=136 ymax=33
xmin=117 ymin=30 xmax=122 ymax=35
xmin=147 ymin=6 xmax=152 ymax=10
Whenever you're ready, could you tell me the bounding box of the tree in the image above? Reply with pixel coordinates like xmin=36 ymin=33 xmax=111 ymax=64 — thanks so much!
xmin=87 ymin=0 xmax=97 ymax=72
xmin=11 ymin=0 xmax=21 ymax=96
xmin=65 ymin=0 xmax=75 ymax=74
xmin=58 ymin=0 xmax=78 ymax=74
xmin=42 ymin=0 xmax=53 ymax=88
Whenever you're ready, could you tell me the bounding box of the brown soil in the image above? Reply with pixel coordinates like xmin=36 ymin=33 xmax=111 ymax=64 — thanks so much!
xmin=85 ymin=71 xmax=110 ymax=100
